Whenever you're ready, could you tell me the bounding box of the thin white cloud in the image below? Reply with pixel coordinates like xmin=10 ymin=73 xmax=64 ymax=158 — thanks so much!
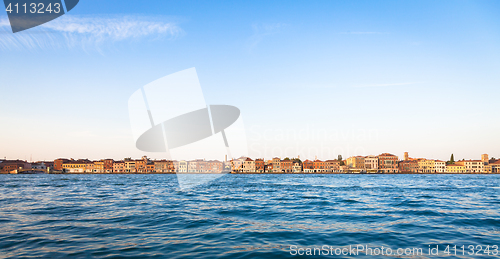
xmin=0 ymin=15 xmax=182 ymax=51
xmin=0 ymin=18 xmax=9 ymax=27
xmin=340 ymin=31 xmax=388 ymax=35
xmin=247 ymin=22 xmax=287 ymax=50
xmin=353 ymin=82 xmax=423 ymax=88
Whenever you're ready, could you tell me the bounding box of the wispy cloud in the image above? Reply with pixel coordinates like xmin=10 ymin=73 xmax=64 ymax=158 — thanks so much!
xmin=0 ymin=15 xmax=182 ymax=51
xmin=247 ymin=22 xmax=287 ymax=50
xmin=352 ymin=82 xmax=423 ymax=88
xmin=0 ymin=18 xmax=9 ymax=27
xmin=339 ymin=31 xmax=388 ymax=35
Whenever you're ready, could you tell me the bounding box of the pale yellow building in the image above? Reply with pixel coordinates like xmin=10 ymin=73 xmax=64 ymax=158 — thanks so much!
xmin=346 ymin=156 xmax=365 ymax=169
xmin=462 ymin=160 xmax=484 ymax=173
xmin=435 ymin=160 xmax=446 ymax=173
xmin=490 ymin=160 xmax=500 ymax=173
xmin=418 ymin=159 xmax=436 ymax=173
xmin=446 ymin=163 xmax=467 ymax=173
xmin=85 ymin=163 xmax=94 ymax=173
xmin=94 ymin=161 xmax=104 ymax=173
xmin=243 ymin=158 xmax=255 ymax=172
xmin=62 ymin=160 xmax=88 ymax=173
xmin=125 ymin=160 xmax=136 ymax=173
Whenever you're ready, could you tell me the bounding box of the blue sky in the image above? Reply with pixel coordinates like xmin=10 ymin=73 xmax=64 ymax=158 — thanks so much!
xmin=1 ymin=0 xmax=499 ymax=161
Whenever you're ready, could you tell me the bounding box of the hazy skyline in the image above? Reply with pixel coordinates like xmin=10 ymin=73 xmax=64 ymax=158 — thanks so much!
xmin=1 ymin=0 xmax=499 ymax=162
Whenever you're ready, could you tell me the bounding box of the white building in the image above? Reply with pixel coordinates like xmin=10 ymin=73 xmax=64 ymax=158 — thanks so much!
xmin=178 ymin=161 xmax=188 ymax=173
xmin=364 ymin=156 xmax=379 ymax=170
xmin=293 ymin=162 xmax=302 ymax=173
xmin=243 ymin=158 xmax=255 ymax=172
xmin=435 ymin=160 xmax=446 ymax=173
xmin=463 ymin=160 xmax=484 ymax=173
xmin=31 ymin=163 xmax=47 ymax=170
xmin=188 ymin=160 xmax=198 ymax=173
xmin=231 ymin=156 xmax=247 ymax=172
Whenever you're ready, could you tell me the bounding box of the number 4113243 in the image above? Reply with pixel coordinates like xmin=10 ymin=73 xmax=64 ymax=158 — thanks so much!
xmin=6 ymin=2 xmax=62 ymax=14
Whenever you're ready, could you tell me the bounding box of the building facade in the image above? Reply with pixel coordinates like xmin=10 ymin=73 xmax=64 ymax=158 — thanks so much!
xmin=281 ymin=159 xmax=292 ymax=173
xmin=364 ymin=156 xmax=378 ymax=171
xmin=462 ymin=160 xmax=484 ymax=173
xmin=378 ymin=153 xmax=399 ymax=173
xmin=446 ymin=163 xmax=466 ymax=173
xmin=302 ymin=160 xmax=314 ymax=173
xmin=346 ymin=156 xmax=365 ymax=169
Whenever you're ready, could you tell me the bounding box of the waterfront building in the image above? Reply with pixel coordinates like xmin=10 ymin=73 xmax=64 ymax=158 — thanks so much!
xmin=293 ymin=162 xmax=302 ymax=173
xmin=418 ymin=159 xmax=436 ymax=173
xmin=264 ymin=162 xmax=273 ymax=173
xmin=136 ymin=157 xmax=147 ymax=173
xmin=272 ymin=158 xmax=281 ymax=173
xmin=85 ymin=162 xmax=94 ymax=173
xmin=31 ymin=161 xmax=53 ymax=170
xmin=45 ymin=161 xmax=54 ymax=168
xmin=103 ymin=159 xmax=114 ymax=173
xmin=302 ymin=160 xmax=314 ymax=173
xmin=154 ymin=160 xmax=174 ymax=173
xmin=255 ymin=159 xmax=265 ymax=173
xmin=173 ymin=161 xmax=179 ymax=172
xmin=484 ymin=164 xmax=492 ymax=173
xmin=145 ymin=162 xmax=154 ymax=173
xmin=186 ymin=159 xmax=205 ymax=173
xmin=125 ymin=159 xmax=136 ymax=173
xmin=195 ymin=159 xmax=208 ymax=172
xmin=231 ymin=157 xmax=247 ymax=172
xmin=30 ymin=162 xmax=47 ymax=170
xmin=113 ymin=161 xmax=125 ymax=173
xmin=378 ymin=153 xmax=399 ymax=173
xmin=462 ymin=160 xmax=484 ymax=173
xmin=399 ymin=159 xmax=419 ymax=173
xmin=54 ymin=158 xmax=70 ymax=170
xmin=223 ymin=161 xmax=232 ymax=172
xmin=346 ymin=156 xmax=365 ymax=170
xmin=243 ymin=158 xmax=255 ymax=172
xmin=188 ymin=160 xmax=199 ymax=173
xmin=9 ymin=153 xmax=500 ymax=175
xmin=364 ymin=156 xmax=378 ymax=171
xmin=435 ymin=160 xmax=446 ymax=173
xmin=62 ymin=160 xmax=90 ymax=173
xmin=145 ymin=161 xmax=155 ymax=173
xmin=483 ymin=154 xmax=491 ymax=173
xmin=0 ymin=160 xmax=31 ymax=174
xmin=489 ymin=160 xmax=500 ymax=173
xmin=313 ymin=159 xmax=325 ymax=173
xmin=281 ymin=159 xmax=292 ymax=173
xmin=446 ymin=163 xmax=467 ymax=173
xmin=94 ymin=161 xmax=104 ymax=173
xmin=178 ymin=161 xmax=188 ymax=173
xmin=206 ymin=160 xmax=223 ymax=173
xmin=325 ymin=160 xmax=340 ymax=172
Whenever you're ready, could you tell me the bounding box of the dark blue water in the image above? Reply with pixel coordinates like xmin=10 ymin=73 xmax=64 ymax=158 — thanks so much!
xmin=1 ymin=174 xmax=499 ymax=258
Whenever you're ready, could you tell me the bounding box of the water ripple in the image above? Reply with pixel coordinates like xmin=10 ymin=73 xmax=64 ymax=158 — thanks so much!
xmin=0 ymin=174 xmax=499 ymax=258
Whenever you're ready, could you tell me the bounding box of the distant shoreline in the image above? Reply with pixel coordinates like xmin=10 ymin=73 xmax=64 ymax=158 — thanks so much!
xmin=2 ymin=172 xmax=498 ymax=175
